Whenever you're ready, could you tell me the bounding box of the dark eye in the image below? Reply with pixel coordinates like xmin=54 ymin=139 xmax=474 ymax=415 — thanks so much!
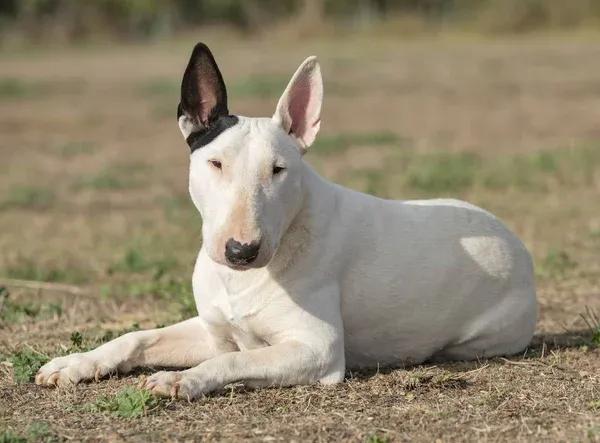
xmin=208 ymin=160 xmax=222 ymax=170
xmin=273 ymin=165 xmax=286 ymax=175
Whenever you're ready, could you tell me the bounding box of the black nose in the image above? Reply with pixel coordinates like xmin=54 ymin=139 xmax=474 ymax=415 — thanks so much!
xmin=225 ymin=238 xmax=260 ymax=265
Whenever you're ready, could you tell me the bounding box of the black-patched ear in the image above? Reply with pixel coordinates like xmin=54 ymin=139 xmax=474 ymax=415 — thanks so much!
xmin=178 ymin=43 xmax=229 ymax=144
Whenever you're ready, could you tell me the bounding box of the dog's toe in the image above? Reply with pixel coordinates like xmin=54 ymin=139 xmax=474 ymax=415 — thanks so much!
xmin=35 ymin=353 xmax=109 ymax=387
xmin=142 ymin=371 xmax=182 ymax=397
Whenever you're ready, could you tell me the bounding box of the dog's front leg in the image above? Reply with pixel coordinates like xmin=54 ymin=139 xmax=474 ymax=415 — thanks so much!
xmin=142 ymin=327 xmax=345 ymax=399
xmin=35 ymin=317 xmax=234 ymax=387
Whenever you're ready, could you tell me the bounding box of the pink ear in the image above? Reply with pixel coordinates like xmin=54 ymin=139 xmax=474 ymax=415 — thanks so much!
xmin=273 ymin=56 xmax=323 ymax=152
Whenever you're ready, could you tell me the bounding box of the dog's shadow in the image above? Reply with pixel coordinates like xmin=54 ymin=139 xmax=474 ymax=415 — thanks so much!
xmin=346 ymin=329 xmax=595 ymax=381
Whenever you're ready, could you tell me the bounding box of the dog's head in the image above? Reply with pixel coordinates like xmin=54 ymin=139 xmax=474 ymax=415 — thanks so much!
xmin=177 ymin=43 xmax=322 ymax=270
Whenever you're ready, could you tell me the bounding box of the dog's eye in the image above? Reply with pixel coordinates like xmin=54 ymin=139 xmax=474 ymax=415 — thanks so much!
xmin=273 ymin=165 xmax=286 ymax=175
xmin=208 ymin=160 xmax=222 ymax=170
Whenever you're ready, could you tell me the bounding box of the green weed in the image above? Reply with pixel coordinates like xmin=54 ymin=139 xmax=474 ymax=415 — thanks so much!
xmin=0 ymin=78 xmax=42 ymax=99
xmin=2 ymin=258 xmax=87 ymax=284
xmin=86 ymin=387 xmax=162 ymax=418
xmin=537 ymin=249 xmax=577 ymax=278
xmin=405 ymin=152 xmax=479 ymax=193
xmin=231 ymin=75 xmax=288 ymax=98
xmin=0 ymin=299 xmax=62 ymax=324
xmin=580 ymin=307 xmax=600 ymax=346
xmin=0 ymin=430 xmax=26 ymax=443
xmin=9 ymin=348 xmax=49 ymax=383
xmin=25 ymin=422 xmax=58 ymax=443
xmin=315 ymin=132 xmax=400 ymax=155
xmin=75 ymin=171 xmax=133 ymax=190
xmin=0 ymin=286 xmax=62 ymax=325
xmin=0 ymin=186 xmax=55 ymax=210
xmin=109 ymin=248 xmax=177 ymax=277
xmin=366 ymin=435 xmax=390 ymax=443
xmin=0 ymin=77 xmax=84 ymax=100
xmin=55 ymin=141 xmax=96 ymax=158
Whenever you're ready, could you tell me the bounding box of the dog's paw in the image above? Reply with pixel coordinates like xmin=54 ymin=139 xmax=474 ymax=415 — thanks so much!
xmin=35 ymin=352 xmax=114 ymax=387
xmin=139 ymin=370 xmax=212 ymax=401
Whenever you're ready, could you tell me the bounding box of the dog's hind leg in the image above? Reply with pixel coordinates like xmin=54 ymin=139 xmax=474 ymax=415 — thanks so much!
xmin=35 ymin=317 xmax=235 ymax=387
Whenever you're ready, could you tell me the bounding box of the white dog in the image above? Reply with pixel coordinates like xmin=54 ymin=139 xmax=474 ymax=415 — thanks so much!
xmin=36 ymin=43 xmax=537 ymax=399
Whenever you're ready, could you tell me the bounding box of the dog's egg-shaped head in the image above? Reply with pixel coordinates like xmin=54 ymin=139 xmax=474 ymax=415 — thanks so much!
xmin=177 ymin=43 xmax=323 ymax=270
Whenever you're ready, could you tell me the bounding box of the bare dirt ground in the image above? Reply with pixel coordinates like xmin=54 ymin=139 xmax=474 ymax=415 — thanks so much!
xmin=1 ymin=31 xmax=599 ymax=442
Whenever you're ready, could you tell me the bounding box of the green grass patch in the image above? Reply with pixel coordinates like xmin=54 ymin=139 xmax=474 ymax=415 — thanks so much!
xmin=537 ymin=249 xmax=577 ymax=279
xmin=24 ymin=423 xmax=53 ymax=442
xmin=0 ymin=78 xmax=45 ymax=99
xmin=102 ymin=275 xmax=195 ymax=320
xmin=315 ymin=132 xmax=401 ymax=155
xmin=231 ymin=75 xmax=288 ymax=98
xmin=580 ymin=307 xmax=600 ymax=347
xmin=111 ymin=278 xmax=195 ymax=319
xmin=8 ymin=348 xmax=49 ymax=383
xmin=55 ymin=141 xmax=96 ymax=158
xmin=405 ymin=152 xmax=479 ymax=193
xmin=0 ymin=299 xmax=62 ymax=324
xmin=481 ymin=145 xmax=600 ymax=191
xmin=85 ymin=387 xmax=162 ymax=418
xmin=0 ymin=77 xmax=85 ymax=100
xmin=75 ymin=171 xmax=134 ymax=190
xmin=75 ymin=163 xmax=148 ymax=191
xmin=340 ymin=143 xmax=600 ymax=198
xmin=366 ymin=435 xmax=390 ymax=443
xmin=2 ymin=257 xmax=87 ymax=284
xmin=24 ymin=422 xmax=58 ymax=443
xmin=109 ymin=248 xmax=176 ymax=276
xmin=0 ymin=430 xmax=26 ymax=443
xmin=0 ymin=186 xmax=55 ymax=210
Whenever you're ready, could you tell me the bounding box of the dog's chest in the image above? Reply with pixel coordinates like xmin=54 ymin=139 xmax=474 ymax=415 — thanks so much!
xmin=213 ymin=297 xmax=268 ymax=350
xmin=205 ymin=277 xmax=271 ymax=351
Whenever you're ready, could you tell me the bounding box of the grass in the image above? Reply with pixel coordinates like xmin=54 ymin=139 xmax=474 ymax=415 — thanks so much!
xmin=2 ymin=258 xmax=87 ymax=284
xmin=405 ymin=152 xmax=479 ymax=193
xmin=85 ymin=387 xmax=162 ymax=418
xmin=1 ymin=34 xmax=600 ymax=442
xmin=105 ymin=246 xmax=194 ymax=317
xmin=0 ymin=422 xmax=59 ymax=443
xmin=580 ymin=307 xmax=600 ymax=346
xmin=0 ymin=299 xmax=62 ymax=324
xmin=334 ymin=143 xmax=600 ymax=197
xmin=0 ymin=186 xmax=54 ymax=210
xmin=8 ymin=348 xmax=49 ymax=384
xmin=0 ymin=430 xmax=26 ymax=443
xmin=74 ymin=162 xmax=148 ymax=191
xmin=366 ymin=435 xmax=390 ymax=443
xmin=230 ymin=75 xmax=289 ymax=98
xmin=0 ymin=77 xmax=84 ymax=100
xmin=537 ymin=249 xmax=578 ymax=279
xmin=54 ymin=141 xmax=96 ymax=158
xmin=109 ymin=248 xmax=176 ymax=276
xmin=314 ymin=132 xmax=401 ymax=155
xmin=0 ymin=78 xmax=45 ymax=100
xmin=75 ymin=171 xmax=135 ymax=191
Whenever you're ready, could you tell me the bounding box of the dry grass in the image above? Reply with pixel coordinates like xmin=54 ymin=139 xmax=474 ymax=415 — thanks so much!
xmin=1 ymin=32 xmax=599 ymax=442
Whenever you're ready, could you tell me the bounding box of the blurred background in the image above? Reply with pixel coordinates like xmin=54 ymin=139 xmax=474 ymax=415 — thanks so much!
xmin=1 ymin=1 xmax=600 ymax=440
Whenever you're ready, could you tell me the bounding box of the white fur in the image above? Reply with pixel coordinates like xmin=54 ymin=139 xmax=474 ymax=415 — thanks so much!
xmin=36 ymin=56 xmax=537 ymax=400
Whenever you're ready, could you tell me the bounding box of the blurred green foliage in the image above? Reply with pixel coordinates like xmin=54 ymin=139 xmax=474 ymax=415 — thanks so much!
xmin=1 ymin=0 xmax=599 ymax=44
